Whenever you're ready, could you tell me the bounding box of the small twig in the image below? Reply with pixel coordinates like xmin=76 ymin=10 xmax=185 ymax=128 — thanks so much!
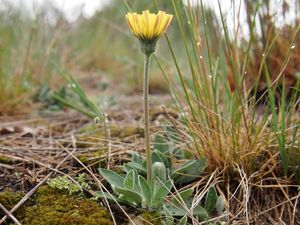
xmin=0 ymin=203 xmax=21 ymax=225
xmin=0 ymin=163 xmax=14 ymax=170
xmin=292 ymin=190 xmax=299 ymax=224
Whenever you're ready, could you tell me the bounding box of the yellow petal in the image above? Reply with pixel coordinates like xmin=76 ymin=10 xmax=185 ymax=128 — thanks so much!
xmin=148 ymin=13 xmax=157 ymax=38
xmin=125 ymin=10 xmax=172 ymax=41
xmin=155 ymin=12 xmax=168 ymax=37
xmin=125 ymin=13 xmax=136 ymax=34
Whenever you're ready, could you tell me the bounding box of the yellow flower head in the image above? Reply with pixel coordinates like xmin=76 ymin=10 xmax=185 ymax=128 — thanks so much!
xmin=126 ymin=10 xmax=173 ymax=55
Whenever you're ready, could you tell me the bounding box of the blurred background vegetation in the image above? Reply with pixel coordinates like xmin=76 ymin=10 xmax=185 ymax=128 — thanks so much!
xmin=0 ymin=0 xmax=299 ymax=114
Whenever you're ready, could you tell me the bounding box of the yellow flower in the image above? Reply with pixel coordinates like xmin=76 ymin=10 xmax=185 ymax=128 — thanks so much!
xmin=126 ymin=10 xmax=173 ymax=55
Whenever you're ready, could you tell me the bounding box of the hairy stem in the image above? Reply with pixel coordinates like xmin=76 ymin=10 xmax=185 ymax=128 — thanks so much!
xmin=143 ymin=54 xmax=152 ymax=183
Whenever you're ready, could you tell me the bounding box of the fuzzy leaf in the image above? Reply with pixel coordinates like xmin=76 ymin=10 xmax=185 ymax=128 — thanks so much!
xmin=99 ymin=168 xmax=124 ymax=188
xmin=216 ymin=195 xmax=226 ymax=215
xmin=172 ymin=188 xmax=194 ymax=206
xmin=123 ymin=164 xmax=135 ymax=173
xmin=152 ymin=180 xmax=172 ymax=207
xmin=154 ymin=135 xmax=169 ymax=153
xmin=178 ymin=215 xmax=187 ymax=225
xmin=124 ymin=170 xmax=135 ymax=190
xmin=94 ymin=191 xmax=124 ymax=204
xmin=138 ymin=175 xmax=151 ymax=208
xmin=164 ymin=204 xmax=208 ymax=218
xmin=205 ymin=186 xmax=218 ymax=214
xmin=155 ymin=149 xmax=172 ymax=169
xmin=163 ymin=205 xmax=174 ymax=225
xmin=171 ymin=158 xmax=207 ymax=185
xmin=151 ymin=151 xmax=164 ymax=163
xmin=165 ymin=126 xmax=181 ymax=144
xmin=132 ymin=152 xmax=143 ymax=164
xmin=127 ymin=162 xmax=147 ymax=174
xmin=115 ymin=187 xmax=142 ymax=206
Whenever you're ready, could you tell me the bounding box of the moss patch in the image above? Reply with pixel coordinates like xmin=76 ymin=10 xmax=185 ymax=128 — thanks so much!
xmin=130 ymin=211 xmax=163 ymax=225
xmin=140 ymin=211 xmax=163 ymax=225
xmin=0 ymin=156 xmax=13 ymax=164
xmin=78 ymin=124 xmax=143 ymax=139
xmin=0 ymin=186 xmax=113 ymax=225
xmin=0 ymin=191 xmax=25 ymax=218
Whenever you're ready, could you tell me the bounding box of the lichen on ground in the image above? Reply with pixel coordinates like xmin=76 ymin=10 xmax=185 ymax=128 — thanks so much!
xmin=0 ymin=186 xmax=113 ymax=225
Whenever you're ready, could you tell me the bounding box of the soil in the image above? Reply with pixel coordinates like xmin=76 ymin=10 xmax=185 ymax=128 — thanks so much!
xmin=0 ymin=74 xmax=174 ymax=224
xmin=1 ymin=75 xmax=298 ymax=225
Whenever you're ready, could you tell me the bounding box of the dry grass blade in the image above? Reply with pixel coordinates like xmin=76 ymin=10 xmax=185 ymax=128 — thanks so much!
xmin=0 ymin=203 xmax=21 ymax=225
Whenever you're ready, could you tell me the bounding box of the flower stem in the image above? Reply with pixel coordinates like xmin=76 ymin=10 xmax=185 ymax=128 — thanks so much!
xmin=143 ymin=54 xmax=152 ymax=183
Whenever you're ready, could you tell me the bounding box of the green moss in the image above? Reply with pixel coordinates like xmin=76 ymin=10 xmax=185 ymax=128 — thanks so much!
xmin=0 ymin=186 xmax=113 ymax=225
xmin=141 ymin=211 xmax=163 ymax=225
xmin=130 ymin=211 xmax=163 ymax=225
xmin=109 ymin=126 xmax=144 ymax=139
xmin=77 ymin=155 xmax=89 ymax=163
xmin=22 ymin=186 xmax=113 ymax=225
xmin=0 ymin=191 xmax=24 ymax=218
xmin=78 ymin=124 xmax=143 ymax=139
xmin=0 ymin=191 xmax=29 ymax=224
xmin=111 ymin=166 xmax=124 ymax=174
xmin=0 ymin=156 xmax=13 ymax=164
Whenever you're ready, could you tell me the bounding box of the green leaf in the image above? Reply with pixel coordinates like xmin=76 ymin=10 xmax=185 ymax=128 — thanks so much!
xmin=151 ymin=151 xmax=164 ymax=164
xmin=114 ymin=187 xmax=142 ymax=206
xmin=123 ymin=164 xmax=135 ymax=173
xmin=99 ymin=168 xmax=124 ymax=188
xmin=138 ymin=175 xmax=151 ymax=208
xmin=163 ymin=205 xmax=174 ymax=225
xmin=66 ymin=73 xmax=98 ymax=113
xmin=205 ymin=186 xmax=218 ymax=214
xmin=152 ymin=180 xmax=172 ymax=207
xmin=155 ymin=150 xmax=172 ymax=169
xmin=178 ymin=215 xmax=187 ymax=225
xmin=164 ymin=204 xmax=208 ymax=218
xmin=163 ymin=204 xmax=186 ymax=216
xmin=124 ymin=170 xmax=135 ymax=190
xmin=216 ymin=195 xmax=226 ymax=215
xmin=172 ymin=188 xmax=194 ymax=206
xmin=52 ymin=68 xmax=102 ymax=119
xmin=94 ymin=191 xmax=121 ymax=203
xmin=132 ymin=152 xmax=143 ymax=164
xmin=173 ymin=147 xmax=184 ymax=158
xmin=127 ymin=162 xmax=147 ymax=174
xmin=165 ymin=126 xmax=181 ymax=144
xmin=52 ymin=93 xmax=97 ymax=119
xmin=171 ymin=158 xmax=207 ymax=185
xmin=195 ymin=206 xmax=210 ymax=220
xmin=154 ymin=135 xmax=169 ymax=153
